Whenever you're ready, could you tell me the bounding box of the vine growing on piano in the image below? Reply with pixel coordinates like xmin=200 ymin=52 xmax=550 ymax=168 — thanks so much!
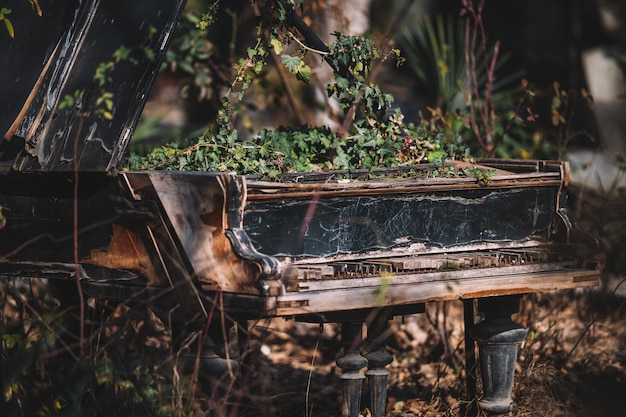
xmin=126 ymin=1 xmax=493 ymax=185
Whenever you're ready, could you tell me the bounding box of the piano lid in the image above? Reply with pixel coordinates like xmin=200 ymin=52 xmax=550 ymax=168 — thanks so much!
xmin=0 ymin=0 xmax=186 ymax=175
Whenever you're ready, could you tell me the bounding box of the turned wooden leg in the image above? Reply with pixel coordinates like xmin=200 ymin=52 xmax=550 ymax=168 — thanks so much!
xmin=471 ymin=295 xmax=526 ymax=416
xmin=365 ymin=318 xmax=393 ymax=417
xmin=337 ymin=321 xmax=367 ymax=417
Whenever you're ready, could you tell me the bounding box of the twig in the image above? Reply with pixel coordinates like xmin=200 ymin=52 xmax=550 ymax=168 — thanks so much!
xmin=4 ymin=285 xmax=80 ymax=362
xmin=287 ymin=30 xmax=329 ymax=56
xmin=73 ymin=115 xmax=86 ymax=358
xmin=0 ymin=215 xmax=122 ymax=261
xmin=305 ymin=338 xmax=320 ymax=417
xmin=189 ymin=291 xmax=220 ymax=400
xmin=219 ymin=290 xmax=235 ymax=380
xmin=566 ymin=278 xmax=626 ymax=361
xmin=278 ymin=0 xmax=330 ymax=55
xmin=252 ymin=2 xmax=307 ymax=125
xmin=462 ymin=0 xmax=499 ymax=155
xmin=339 ymin=0 xmax=414 ymax=137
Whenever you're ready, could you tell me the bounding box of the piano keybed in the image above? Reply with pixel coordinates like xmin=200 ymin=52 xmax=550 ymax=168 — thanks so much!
xmin=287 ymin=247 xmax=555 ymax=282
xmin=266 ymin=245 xmax=597 ymax=317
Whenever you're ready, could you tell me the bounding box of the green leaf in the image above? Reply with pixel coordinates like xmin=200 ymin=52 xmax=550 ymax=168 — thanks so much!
xmin=4 ymin=18 xmax=14 ymax=38
xmin=28 ymin=0 xmax=42 ymax=16
xmin=59 ymin=93 xmax=77 ymax=110
xmin=332 ymin=153 xmax=350 ymax=169
xmin=270 ymin=37 xmax=283 ymax=54
xmin=113 ymin=45 xmax=131 ymax=62
xmin=281 ymin=54 xmax=302 ymax=73
xmin=335 ymin=76 xmax=349 ymax=90
xmin=2 ymin=333 xmax=16 ymax=348
xmin=295 ymin=61 xmax=311 ymax=83
xmin=100 ymin=110 xmax=114 ymax=120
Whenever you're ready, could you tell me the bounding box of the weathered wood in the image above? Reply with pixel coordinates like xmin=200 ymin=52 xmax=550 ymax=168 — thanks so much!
xmin=0 ymin=0 xmax=74 ymax=158
xmin=245 ymin=186 xmax=560 ymax=257
xmin=267 ymin=268 xmax=599 ymax=316
xmin=84 ymin=224 xmax=162 ymax=286
xmin=0 ymin=159 xmax=598 ymax=320
xmin=0 ymin=4 xmax=603 ymax=414
xmin=4 ymin=40 xmax=62 ymax=141
xmin=287 ymin=263 xmax=589 ymax=293
xmin=0 ymin=0 xmax=597 ymax=325
xmin=0 ymin=172 xmax=119 ymax=263
xmin=122 ymin=171 xmax=280 ymax=295
xmin=245 ymin=173 xmax=564 ymax=201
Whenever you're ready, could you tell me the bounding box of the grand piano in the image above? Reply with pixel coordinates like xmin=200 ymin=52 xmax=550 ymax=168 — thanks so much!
xmin=0 ymin=1 xmax=600 ymax=416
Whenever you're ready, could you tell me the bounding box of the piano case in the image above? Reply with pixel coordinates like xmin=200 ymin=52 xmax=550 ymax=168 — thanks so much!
xmin=0 ymin=0 xmax=599 ymax=321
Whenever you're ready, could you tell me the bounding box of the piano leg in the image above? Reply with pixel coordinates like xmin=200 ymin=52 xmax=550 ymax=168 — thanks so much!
xmin=183 ymin=328 xmax=239 ymax=401
xmin=365 ymin=317 xmax=393 ymax=417
xmin=337 ymin=321 xmax=368 ymax=417
xmin=471 ymin=295 xmax=527 ymax=416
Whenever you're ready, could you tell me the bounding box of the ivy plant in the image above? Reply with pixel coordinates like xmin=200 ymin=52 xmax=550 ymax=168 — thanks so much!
xmin=127 ymin=0 xmax=493 ymax=185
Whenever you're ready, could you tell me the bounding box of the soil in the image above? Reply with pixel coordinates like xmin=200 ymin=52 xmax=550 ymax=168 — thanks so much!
xmin=2 ymin=271 xmax=625 ymax=417
xmin=234 ymin=288 xmax=626 ymax=417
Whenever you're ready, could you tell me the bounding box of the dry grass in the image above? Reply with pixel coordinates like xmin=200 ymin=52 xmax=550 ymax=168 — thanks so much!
xmin=3 ymin=279 xmax=625 ymax=417
xmin=247 ymin=289 xmax=626 ymax=417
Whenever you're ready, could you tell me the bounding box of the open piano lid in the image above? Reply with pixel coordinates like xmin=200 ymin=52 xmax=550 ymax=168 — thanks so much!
xmin=0 ymin=0 xmax=186 ymax=175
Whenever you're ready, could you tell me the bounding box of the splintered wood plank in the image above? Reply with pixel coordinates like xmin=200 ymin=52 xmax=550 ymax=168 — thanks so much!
xmin=269 ymin=268 xmax=600 ymax=316
xmin=122 ymin=171 xmax=282 ymax=299
xmin=245 ymin=173 xmax=564 ymax=201
xmin=139 ymin=172 xmax=260 ymax=293
xmin=4 ymin=40 xmax=61 ymax=140
xmin=286 ymin=261 xmax=585 ymax=292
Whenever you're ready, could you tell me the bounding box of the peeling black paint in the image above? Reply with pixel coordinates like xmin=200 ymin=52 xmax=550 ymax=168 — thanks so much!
xmin=0 ymin=0 xmax=186 ymax=174
xmin=244 ymin=187 xmax=558 ymax=257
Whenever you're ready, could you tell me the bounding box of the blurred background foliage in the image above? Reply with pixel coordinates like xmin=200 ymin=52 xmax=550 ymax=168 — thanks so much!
xmin=130 ymin=0 xmax=609 ymax=163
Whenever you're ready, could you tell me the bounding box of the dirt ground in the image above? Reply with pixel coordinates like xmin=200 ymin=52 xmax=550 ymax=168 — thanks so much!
xmin=233 ymin=287 xmax=626 ymax=417
xmin=2 ymin=274 xmax=625 ymax=417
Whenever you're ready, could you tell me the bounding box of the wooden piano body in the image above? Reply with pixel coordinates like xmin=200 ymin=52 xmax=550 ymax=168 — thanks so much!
xmin=0 ymin=162 xmax=599 ymax=314
xmin=0 ymin=1 xmax=600 ymax=416
xmin=119 ymin=161 xmax=598 ymax=318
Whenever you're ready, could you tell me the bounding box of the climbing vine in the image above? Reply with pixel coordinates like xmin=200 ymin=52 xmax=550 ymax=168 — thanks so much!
xmin=127 ymin=0 xmax=493 ymax=184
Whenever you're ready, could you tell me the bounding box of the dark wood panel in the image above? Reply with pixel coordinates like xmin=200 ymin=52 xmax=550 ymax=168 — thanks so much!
xmin=1 ymin=0 xmax=186 ymax=174
xmin=244 ymin=187 xmax=559 ymax=257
